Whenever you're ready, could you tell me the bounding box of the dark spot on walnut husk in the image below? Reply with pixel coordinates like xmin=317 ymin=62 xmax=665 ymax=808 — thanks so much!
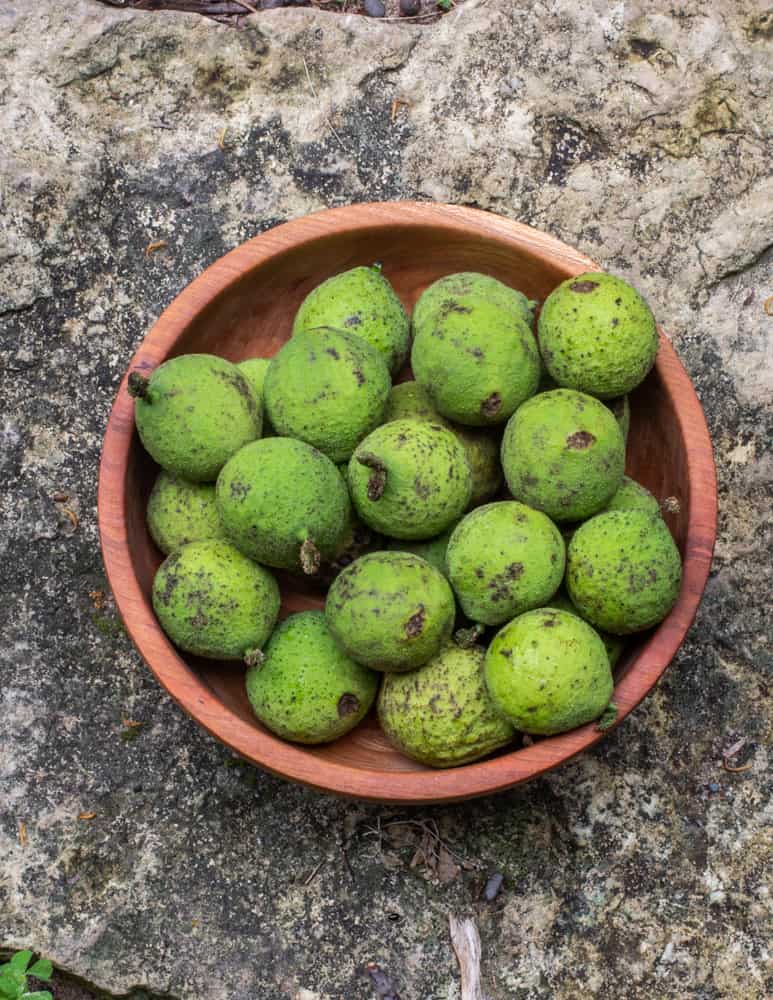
xmin=158 ymin=562 xmax=181 ymax=606
xmin=611 ymin=317 xmax=619 ymax=327
xmin=326 ymin=347 xmax=340 ymax=360
xmin=337 ymin=693 xmax=360 ymax=717
xmin=570 ymin=280 xmax=598 ymax=293
xmin=566 ymin=430 xmax=596 ymax=449
xmin=506 ymin=562 xmax=524 ymax=579
xmin=344 ymin=314 xmax=362 ymax=327
xmin=542 ymin=616 xmax=557 ymax=627
xmin=190 ymin=608 xmax=209 ymax=629
xmin=404 ymin=605 xmax=426 ymax=638
xmin=229 ymin=480 xmax=250 ymax=499
xmin=353 ymin=368 xmax=365 ymax=386
xmin=481 ymin=392 xmax=502 ymax=417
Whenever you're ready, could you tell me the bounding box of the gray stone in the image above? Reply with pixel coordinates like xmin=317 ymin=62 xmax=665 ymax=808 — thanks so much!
xmin=1 ymin=2 xmax=771 ymax=999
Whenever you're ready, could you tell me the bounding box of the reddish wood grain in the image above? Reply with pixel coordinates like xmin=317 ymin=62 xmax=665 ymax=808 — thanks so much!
xmin=98 ymin=202 xmax=717 ymax=803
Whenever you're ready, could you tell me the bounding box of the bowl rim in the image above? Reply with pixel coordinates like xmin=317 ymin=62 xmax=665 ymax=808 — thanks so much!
xmin=98 ymin=201 xmax=717 ymax=804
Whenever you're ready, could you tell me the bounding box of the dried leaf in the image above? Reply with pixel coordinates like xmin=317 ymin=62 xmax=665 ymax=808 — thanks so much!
xmin=436 ymin=845 xmax=461 ymax=884
xmin=78 ymin=811 xmax=97 ymax=821
xmin=145 ymin=239 xmax=168 ymax=257
xmin=89 ymin=589 xmax=106 ymax=610
xmin=18 ymin=820 xmax=27 ymax=846
xmin=60 ymin=506 xmax=79 ymax=531
xmin=385 ymin=822 xmax=417 ymax=849
xmin=380 ymin=850 xmax=404 ymax=871
xmin=121 ymin=718 xmax=143 ymax=729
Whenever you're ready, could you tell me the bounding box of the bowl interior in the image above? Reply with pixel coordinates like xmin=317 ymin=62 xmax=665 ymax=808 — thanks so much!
xmin=120 ymin=216 xmax=691 ymax=781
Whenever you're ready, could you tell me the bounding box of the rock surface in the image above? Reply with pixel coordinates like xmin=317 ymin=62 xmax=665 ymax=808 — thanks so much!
xmin=1 ymin=2 xmax=771 ymax=998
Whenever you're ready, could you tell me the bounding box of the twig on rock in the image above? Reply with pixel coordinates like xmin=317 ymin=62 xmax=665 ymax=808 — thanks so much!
xmin=302 ymin=57 xmax=348 ymax=152
xmin=449 ymin=914 xmax=485 ymax=1000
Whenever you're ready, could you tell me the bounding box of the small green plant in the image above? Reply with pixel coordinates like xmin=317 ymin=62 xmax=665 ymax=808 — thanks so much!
xmin=437 ymin=0 xmax=453 ymax=10
xmin=0 ymin=951 xmax=53 ymax=1000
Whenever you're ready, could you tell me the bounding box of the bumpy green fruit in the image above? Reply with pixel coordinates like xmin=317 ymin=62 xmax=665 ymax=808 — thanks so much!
xmin=606 ymin=395 xmax=630 ymax=443
xmin=216 ymin=438 xmax=351 ymax=574
xmin=264 ymin=329 xmax=391 ymax=462
xmin=292 ymin=264 xmax=410 ymax=374
xmin=485 ymin=608 xmax=613 ymax=735
xmin=454 ymin=427 xmax=503 ymax=508
xmin=348 ymin=419 xmax=472 ymax=540
xmin=501 ymin=389 xmax=625 ymax=522
xmin=566 ymin=510 xmax=682 ymax=634
xmin=411 ymin=276 xmax=541 ymax=426
xmin=412 ymin=272 xmax=535 ymax=332
xmin=128 ymin=354 xmax=260 ymax=482
xmin=541 ymin=591 xmax=625 ymax=668
xmin=382 ymin=383 xmax=499 ymax=507
xmin=246 ymin=611 xmax=378 ymax=744
xmin=538 ymin=272 xmax=658 ymax=398
xmin=603 ymin=475 xmax=660 ymax=516
xmin=325 ymin=551 xmax=456 ymax=672
xmin=447 ymin=502 xmax=565 ymax=626
xmin=382 ymin=381 xmax=451 ymax=428
xmin=386 ymin=524 xmax=456 ymax=578
xmin=152 ymin=540 xmax=279 ymax=661
xmin=146 ymin=471 xmax=227 ymax=555
xmin=378 ymin=642 xmax=515 ymax=767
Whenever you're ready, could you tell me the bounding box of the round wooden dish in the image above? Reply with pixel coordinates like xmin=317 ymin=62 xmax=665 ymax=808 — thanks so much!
xmin=98 ymin=202 xmax=717 ymax=804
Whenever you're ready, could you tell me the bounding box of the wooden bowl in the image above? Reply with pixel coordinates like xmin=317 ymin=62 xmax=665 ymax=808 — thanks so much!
xmin=98 ymin=202 xmax=717 ymax=804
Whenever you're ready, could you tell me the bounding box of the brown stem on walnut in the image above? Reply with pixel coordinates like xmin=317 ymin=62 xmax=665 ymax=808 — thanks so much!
xmin=300 ymin=538 xmax=321 ymax=575
xmin=244 ymin=647 xmax=265 ymax=669
xmin=454 ymin=624 xmax=485 ymax=649
xmin=357 ymin=452 xmax=388 ymax=501
xmin=127 ymin=372 xmax=150 ymax=400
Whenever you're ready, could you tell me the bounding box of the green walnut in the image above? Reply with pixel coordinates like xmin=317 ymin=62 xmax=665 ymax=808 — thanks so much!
xmin=386 ymin=524 xmax=457 ymax=579
xmin=348 ymin=419 xmax=472 ymax=540
xmin=264 ymin=328 xmax=391 ymax=463
xmin=412 ymin=272 xmax=536 ymax=332
xmin=382 ymin=381 xmax=452 ymax=428
xmin=216 ymin=438 xmax=351 ymax=574
xmin=485 ymin=608 xmax=614 ymax=735
xmin=292 ymin=264 xmax=410 ymax=374
xmin=411 ymin=274 xmax=541 ymax=426
xmin=501 ymin=388 xmax=625 ymax=522
xmin=146 ymin=471 xmax=227 ymax=555
xmin=446 ymin=502 xmax=565 ymax=626
xmin=382 ymin=383 xmax=500 ymax=507
xmin=538 ymin=272 xmax=659 ymax=398
xmin=325 ymin=551 xmax=456 ymax=672
xmin=566 ymin=510 xmax=682 ymax=634
xmin=128 ymin=354 xmax=261 ymax=482
xmin=246 ymin=611 xmax=379 ymax=744
xmin=542 ymin=590 xmax=625 ymax=668
xmin=378 ymin=642 xmax=515 ymax=767
xmin=152 ymin=540 xmax=280 ymax=661
xmin=603 ymin=476 xmax=661 ymax=517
